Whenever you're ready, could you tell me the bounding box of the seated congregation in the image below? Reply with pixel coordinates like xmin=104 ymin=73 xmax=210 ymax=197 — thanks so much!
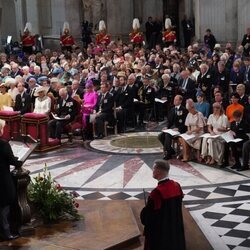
xmin=0 ymin=40 xmax=250 ymax=171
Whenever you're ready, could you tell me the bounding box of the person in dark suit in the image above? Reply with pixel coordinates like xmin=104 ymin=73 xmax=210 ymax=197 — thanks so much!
xmin=138 ymin=74 xmax=155 ymax=125
xmin=181 ymin=15 xmax=193 ymax=48
xmin=94 ymin=83 xmax=114 ymax=139
xmin=241 ymin=140 xmax=250 ymax=171
xmin=14 ymin=82 xmax=31 ymax=115
xmin=145 ymin=16 xmax=155 ymax=49
xmin=214 ymin=61 xmax=230 ymax=98
xmin=204 ymin=29 xmax=217 ymax=51
xmin=26 ymin=76 xmax=39 ymax=109
xmin=49 ymin=88 xmax=77 ymax=140
xmin=71 ymin=79 xmax=84 ymax=100
xmin=0 ymin=119 xmax=22 ymax=240
xmin=197 ymin=63 xmax=215 ymax=103
xmin=178 ymin=70 xmax=196 ymax=101
xmin=115 ymin=76 xmax=133 ymax=133
xmin=236 ymin=84 xmax=248 ymax=107
xmin=226 ymin=110 xmax=249 ymax=170
xmin=241 ymin=28 xmax=250 ymax=56
xmin=242 ymin=57 xmax=250 ymax=94
xmin=158 ymin=95 xmax=188 ymax=160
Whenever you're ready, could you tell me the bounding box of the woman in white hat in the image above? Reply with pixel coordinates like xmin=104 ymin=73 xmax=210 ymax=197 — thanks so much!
xmin=0 ymin=82 xmax=12 ymax=110
xmin=33 ymin=86 xmax=51 ymax=115
xmin=6 ymin=78 xmax=18 ymax=104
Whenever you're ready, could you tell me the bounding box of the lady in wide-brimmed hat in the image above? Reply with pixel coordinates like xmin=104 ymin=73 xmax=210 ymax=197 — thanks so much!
xmin=33 ymin=86 xmax=51 ymax=115
xmin=0 ymin=82 xmax=12 ymax=110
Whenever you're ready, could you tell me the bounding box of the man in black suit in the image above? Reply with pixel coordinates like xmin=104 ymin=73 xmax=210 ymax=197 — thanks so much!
xmin=49 ymin=88 xmax=77 ymax=140
xmin=115 ymin=76 xmax=133 ymax=133
xmin=71 ymin=79 xmax=84 ymax=100
xmin=204 ymin=29 xmax=217 ymax=51
xmin=241 ymin=28 xmax=250 ymax=56
xmin=0 ymin=120 xmax=22 ymax=240
xmin=94 ymin=83 xmax=114 ymax=139
xmin=158 ymin=95 xmax=188 ymax=160
xmin=214 ymin=61 xmax=230 ymax=98
xmin=226 ymin=110 xmax=249 ymax=170
xmin=138 ymin=74 xmax=155 ymax=125
xmin=236 ymin=84 xmax=248 ymax=107
xmin=178 ymin=70 xmax=196 ymax=101
xmin=242 ymin=57 xmax=250 ymax=95
xmin=241 ymin=140 xmax=250 ymax=171
xmin=14 ymin=82 xmax=31 ymax=115
xmin=197 ymin=63 xmax=214 ymax=102
xmin=26 ymin=76 xmax=39 ymax=109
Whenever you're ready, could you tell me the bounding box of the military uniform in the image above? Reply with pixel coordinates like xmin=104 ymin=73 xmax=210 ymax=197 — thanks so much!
xmin=96 ymin=32 xmax=111 ymax=46
xmin=49 ymin=96 xmax=77 ymax=140
xmin=21 ymin=34 xmax=35 ymax=55
xmin=60 ymin=34 xmax=75 ymax=52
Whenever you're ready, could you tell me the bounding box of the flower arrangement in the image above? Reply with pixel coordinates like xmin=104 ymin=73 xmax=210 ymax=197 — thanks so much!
xmin=28 ymin=165 xmax=80 ymax=222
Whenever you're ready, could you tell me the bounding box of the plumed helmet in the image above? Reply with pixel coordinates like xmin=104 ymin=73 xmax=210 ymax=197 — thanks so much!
xmin=132 ymin=18 xmax=140 ymax=30
xmin=24 ymin=22 xmax=32 ymax=33
xmin=63 ymin=22 xmax=70 ymax=33
xmin=99 ymin=20 xmax=106 ymax=32
xmin=165 ymin=18 xmax=172 ymax=29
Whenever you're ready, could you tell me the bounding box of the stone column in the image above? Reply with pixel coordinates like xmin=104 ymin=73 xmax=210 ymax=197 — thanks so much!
xmin=238 ymin=0 xmax=250 ymax=43
xmin=25 ymin=0 xmax=39 ymax=34
xmin=106 ymin=0 xmax=133 ymax=41
xmin=14 ymin=0 xmax=24 ymax=39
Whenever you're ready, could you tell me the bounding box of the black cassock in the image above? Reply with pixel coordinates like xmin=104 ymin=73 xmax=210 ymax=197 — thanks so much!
xmin=140 ymin=179 xmax=186 ymax=250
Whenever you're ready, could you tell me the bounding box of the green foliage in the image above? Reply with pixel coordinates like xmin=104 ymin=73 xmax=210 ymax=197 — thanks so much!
xmin=28 ymin=164 xmax=80 ymax=222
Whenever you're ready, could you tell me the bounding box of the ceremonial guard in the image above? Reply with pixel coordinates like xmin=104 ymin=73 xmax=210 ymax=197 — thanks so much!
xmin=96 ymin=20 xmax=111 ymax=46
xmin=162 ymin=18 xmax=176 ymax=47
xmin=129 ymin=18 xmax=144 ymax=47
xmin=60 ymin=22 xmax=75 ymax=52
xmin=21 ymin=22 xmax=35 ymax=55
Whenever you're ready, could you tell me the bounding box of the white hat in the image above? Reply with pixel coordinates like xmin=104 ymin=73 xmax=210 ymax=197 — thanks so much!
xmin=132 ymin=18 xmax=140 ymax=30
xmin=165 ymin=18 xmax=172 ymax=29
xmin=214 ymin=43 xmax=221 ymax=49
xmin=24 ymin=22 xmax=32 ymax=33
xmin=63 ymin=22 xmax=70 ymax=33
xmin=5 ymin=78 xmax=16 ymax=85
xmin=99 ymin=20 xmax=106 ymax=32
xmin=2 ymin=64 xmax=11 ymax=71
xmin=34 ymin=86 xmax=49 ymax=97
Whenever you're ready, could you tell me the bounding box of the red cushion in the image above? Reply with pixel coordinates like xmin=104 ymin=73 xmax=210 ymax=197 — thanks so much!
xmin=0 ymin=111 xmax=20 ymax=117
xmin=23 ymin=113 xmax=48 ymax=119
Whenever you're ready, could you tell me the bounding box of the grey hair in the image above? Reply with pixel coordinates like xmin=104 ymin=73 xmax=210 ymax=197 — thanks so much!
xmin=154 ymin=159 xmax=170 ymax=172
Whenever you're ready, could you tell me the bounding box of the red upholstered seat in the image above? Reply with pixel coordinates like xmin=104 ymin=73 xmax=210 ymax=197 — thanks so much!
xmin=0 ymin=111 xmax=21 ymax=140
xmin=0 ymin=111 xmax=20 ymax=116
xmin=23 ymin=113 xmax=48 ymax=119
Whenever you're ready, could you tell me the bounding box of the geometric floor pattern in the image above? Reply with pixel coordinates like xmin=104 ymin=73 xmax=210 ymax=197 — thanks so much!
xmin=24 ymin=133 xmax=250 ymax=250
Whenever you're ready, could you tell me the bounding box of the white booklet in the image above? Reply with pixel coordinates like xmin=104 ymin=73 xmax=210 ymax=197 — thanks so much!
xmin=162 ymin=129 xmax=180 ymax=136
xmin=51 ymin=113 xmax=66 ymax=121
xmin=220 ymin=131 xmax=243 ymax=143
xmin=200 ymin=133 xmax=220 ymax=139
xmin=155 ymin=98 xmax=167 ymax=103
xmin=179 ymin=133 xmax=196 ymax=141
xmin=3 ymin=106 xmax=13 ymax=111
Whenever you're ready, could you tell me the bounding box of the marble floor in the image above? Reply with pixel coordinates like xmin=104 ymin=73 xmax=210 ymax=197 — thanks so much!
xmin=24 ymin=132 xmax=250 ymax=250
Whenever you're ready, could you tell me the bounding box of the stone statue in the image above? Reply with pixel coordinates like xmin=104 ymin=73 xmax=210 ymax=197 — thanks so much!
xmin=82 ymin=0 xmax=106 ymax=31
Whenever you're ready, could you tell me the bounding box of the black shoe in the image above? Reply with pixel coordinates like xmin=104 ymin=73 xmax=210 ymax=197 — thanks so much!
xmin=237 ymin=166 xmax=249 ymax=172
xmin=163 ymin=154 xmax=172 ymax=160
xmin=0 ymin=234 xmax=19 ymax=241
xmin=231 ymin=163 xmax=241 ymax=169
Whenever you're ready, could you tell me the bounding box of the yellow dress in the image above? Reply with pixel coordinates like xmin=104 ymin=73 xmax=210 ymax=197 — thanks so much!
xmin=0 ymin=93 xmax=12 ymax=110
